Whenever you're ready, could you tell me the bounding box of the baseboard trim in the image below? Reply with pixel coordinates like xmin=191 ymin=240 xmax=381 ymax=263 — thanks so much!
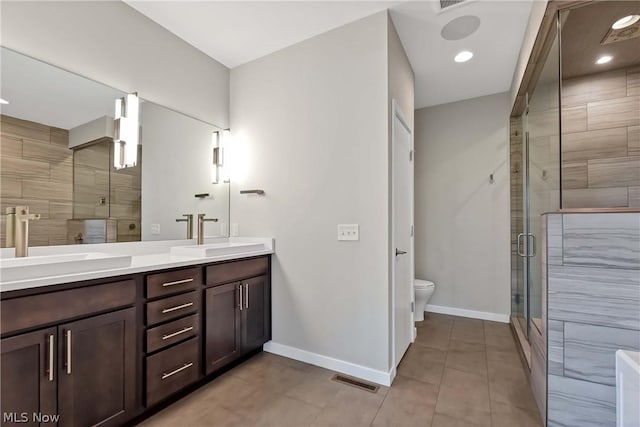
xmin=263 ymin=341 xmax=393 ymax=387
xmin=426 ymin=304 xmax=509 ymax=323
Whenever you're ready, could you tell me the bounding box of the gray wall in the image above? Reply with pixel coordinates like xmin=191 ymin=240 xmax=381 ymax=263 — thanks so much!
xmin=0 ymin=1 xmax=229 ymax=128
xmin=414 ymin=92 xmax=511 ymax=320
xmin=229 ymin=11 xmax=406 ymax=376
xmin=546 ymin=211 xmax=640 ymax=427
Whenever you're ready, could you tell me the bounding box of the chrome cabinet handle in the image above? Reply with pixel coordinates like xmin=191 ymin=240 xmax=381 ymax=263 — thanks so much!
xmin=162 ymin=278 xmax=194 ymax=287
xmin=47 ymin=334 xmax=54 ymax=382
xmin=528 ymin=233 xmax=537 ymax=257
xmin=162 ymin=326 xmax=194 ymax=341
xmin=65 ymin=330 xmax=72 ymax=375
xmin=238 ymin=285 xmax=243 ymax=311
xmin=161 ymin=362 xmax=193 ymax=380
xmin=517 ymin=233 xmax=525 ymax=257
xmin=244 ymin=283 xmax=249 ymax=309
xmin=161 ymin=302 xmax=194 ymax=314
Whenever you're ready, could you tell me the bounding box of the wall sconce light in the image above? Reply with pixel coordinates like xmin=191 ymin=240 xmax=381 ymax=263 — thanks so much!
xmin=211 ymin=130 xmax=227 ymax=184
xmin=113 ymin=93 xmax=140 ymax=169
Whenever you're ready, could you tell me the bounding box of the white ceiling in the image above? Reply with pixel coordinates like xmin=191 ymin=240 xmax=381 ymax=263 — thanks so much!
xmin=126 ymin=0 xmax=534 ymax=109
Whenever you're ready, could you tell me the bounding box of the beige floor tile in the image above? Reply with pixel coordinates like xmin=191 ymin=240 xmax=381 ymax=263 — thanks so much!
xmin=434 ymin=381 xmax=492 ymax=427
xmin=487 ymin=360 xmax=538 ymax=413
xmin=284 ymin=368 xmax=344 ymax=409
xmin=484 ymin=333 xmax=518 ymax=352
xmin=450 ymin=324 xmax=485 ymax=345
xmin=440 ymin=368 xmax=487 ymax=389
xmin=311 ymin=386 xmax=385 ymax=426
xmin=371 ymin=375 xmax=438 ymax=426
xmin=490 ymin=400 xmax=543 ymax=427
xmin=431 ymin=413 xmax=484 ymax=427
xmin=397 ymin=344 xmax=447 ymax=386
xmin=414 ymin=324 xmax=452 ymax=351
xmin=483 ymin=321 xmax=512 ymax=338
xmin=255 ymin=395 xmax=322 ymax=426
xmin=230 ymin=356 xmax=311 ymax=395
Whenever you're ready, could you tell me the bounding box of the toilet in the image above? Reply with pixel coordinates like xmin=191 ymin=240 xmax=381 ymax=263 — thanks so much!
xmin=414 ymin=279 xmax=435 ymax=322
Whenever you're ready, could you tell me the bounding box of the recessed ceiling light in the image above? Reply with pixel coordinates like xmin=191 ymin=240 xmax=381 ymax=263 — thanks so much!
xmin=596 ymin=55 xmax=613 ymax=65
xmin=612 ymin=15 xmax=640 ymax=30
xmin=0 ymin=99 xmax=8 ymax=105
xmin=454 ymin=51 xmax=473 ymax=63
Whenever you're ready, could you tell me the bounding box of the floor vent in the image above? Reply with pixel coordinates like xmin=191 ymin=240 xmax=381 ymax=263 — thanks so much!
xmin=331 ymin=374 xmax=379 ymax=393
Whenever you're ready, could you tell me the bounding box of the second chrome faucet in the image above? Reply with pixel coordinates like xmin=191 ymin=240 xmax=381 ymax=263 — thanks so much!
xmin=175 ymin=213 xmax=218 ymax=244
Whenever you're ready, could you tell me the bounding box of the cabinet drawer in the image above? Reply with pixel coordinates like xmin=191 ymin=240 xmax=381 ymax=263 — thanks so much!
xmin=1 ymin=280 xmax=136 ymax=335
xmin=146 ymin=314 xmax=200 ymax=353
xmin=146 ymin=267 xmax=201 ymax=299
xmin=146 ymin=291 xmax=198 ymax=326
xmin=146 ymin=337 xmax=199 ymax=406
xmin=206 ymin=257 xmax=268 ymax=287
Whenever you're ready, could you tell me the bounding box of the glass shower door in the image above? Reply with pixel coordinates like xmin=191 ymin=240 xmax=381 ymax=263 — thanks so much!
xmin=523 ymin=25 xmax=561 ymax=336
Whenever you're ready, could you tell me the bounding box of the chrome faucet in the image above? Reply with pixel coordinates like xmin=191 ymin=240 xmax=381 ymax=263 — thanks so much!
xmin=176 ymin=214 xmax=194 ymax=239
xmin=5 ymin=207 xmax=16 ymax=248
xmin=14 ymin=206 xmax=41 ymax=257
xmin=197 ymin=214 xmax=218 ymax=245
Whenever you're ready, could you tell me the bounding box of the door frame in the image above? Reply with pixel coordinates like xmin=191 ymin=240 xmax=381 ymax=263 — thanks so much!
xmin=390 ymin=98 xmax=415 ymax=373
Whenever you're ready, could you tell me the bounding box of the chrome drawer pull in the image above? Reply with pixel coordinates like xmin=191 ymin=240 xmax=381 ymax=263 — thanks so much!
xmin=162 ymin=326 xmax=194 ymax=340
xmin=162 ymin=278 xmax=194 ymax=287
xmin=161 ymin=362 xmax=193 ymax=380
xmin=161 ymin=302 xmax=194 ymax=314
xmin=47 ymin=334 xmax=54 ymax=382
xmin=65 ymin=330 xmax=72 ymax=375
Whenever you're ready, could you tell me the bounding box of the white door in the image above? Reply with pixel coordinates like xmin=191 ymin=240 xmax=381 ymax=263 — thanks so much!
xmin=392 ymin=100 xmax=413 ymax=368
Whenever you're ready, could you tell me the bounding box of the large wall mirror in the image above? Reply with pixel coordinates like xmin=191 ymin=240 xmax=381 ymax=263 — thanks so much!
xmin=0 ymin=47 xmax=229 ymax=246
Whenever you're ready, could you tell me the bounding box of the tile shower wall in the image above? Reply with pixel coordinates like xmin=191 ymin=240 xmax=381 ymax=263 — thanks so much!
xmin=545 ymin=211 xmax=640 ymax=427
xmin=562 ymin=68 xmax=640 ymax=208
xmin=0 ymin=114 xmax=72 ymax=246
xmin=510 ymin=117 xmax=524 ymax=315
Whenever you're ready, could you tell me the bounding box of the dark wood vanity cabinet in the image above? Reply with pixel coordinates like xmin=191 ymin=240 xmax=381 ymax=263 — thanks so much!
xmin=0 ymin=281 xmax=137 ymax=427
xmin=0 ymin=254 xmax=271 ymax=426
xmin=204 ymin=257 xmax=271 ymax=375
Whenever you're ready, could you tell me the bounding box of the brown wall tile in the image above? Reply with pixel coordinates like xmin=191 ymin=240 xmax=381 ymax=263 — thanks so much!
xmin=629 ymin=187 xmax=640 ymax=208
xmin=588 ymin=157 xmax=640 ymax=188
xmin=587 ymin=96 xmax=640 ymax=130
xmin=1 ymin=115 xmax=50 ymax=142
xmin=629 ymin=126 xmax=640 ymax=157
xmin=563 ymin=70 xmax=627 ymax=107
xmin=562 ymin=127 xmax=627 ymax=162
xmin=562 ymin=162 xmax=588 ymax=189
xmin=1 ymin=157 xmax=50 ymax=179
xmin=628 ymin=68 xmax=640 ymax=96
xmin=1 ymin=136 xmax=23 ymax=158
xmin=562 ymin=106 xmax=587 ymax=134
xmin=563 ymin=187 xmax=629 ymax=208
xmin=22 ymin=179 xmax=72 ymax=201
xmin=0 ymin=177 xmax=22 ymax=198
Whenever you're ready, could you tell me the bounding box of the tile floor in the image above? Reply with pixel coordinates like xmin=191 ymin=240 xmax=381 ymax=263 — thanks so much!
xmin=139 ymin=313 xmax=543 ymax=426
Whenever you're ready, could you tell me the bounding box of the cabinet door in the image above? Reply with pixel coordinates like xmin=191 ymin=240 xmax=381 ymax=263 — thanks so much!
xmin=205 ymin=282 xmax=241 ymax=374
xmin=1 ymin=328 xmax=57 ymax=427
xmin=57 ymin=308 xmax=136 ymax=427
xmin=241 ymin=275 xmax=270 ymax=353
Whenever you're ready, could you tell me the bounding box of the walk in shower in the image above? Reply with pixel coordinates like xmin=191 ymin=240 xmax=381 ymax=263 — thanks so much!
xmin=510 ymin=14 xmax=561 ymax=353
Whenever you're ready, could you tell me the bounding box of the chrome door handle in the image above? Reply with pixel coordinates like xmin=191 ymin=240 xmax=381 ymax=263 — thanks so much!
xmin=238 ymin=284 xmax=243 ymax=311
xmin=528 ymin=233 xmax=537 ymax=257
xmin=395 ymin=249 xmax=407 ymax=256
xmin=517 ymin=233 xmax=526 ymax=257
xmin=161 ymin=362 xmax=193 ymax=380
xmin=65 ymin=330 xmax=72 ymax=375
xmin=47 ymin=334 xmax=54 ymax=382
xmin=244 ymin=283 xmax=249 ymax=309
xmin=161 ymin=302 xmax=194 ymax=314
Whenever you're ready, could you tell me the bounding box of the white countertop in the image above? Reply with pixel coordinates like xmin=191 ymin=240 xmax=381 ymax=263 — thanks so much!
xmin=0 ymin=237 xmax=274 ymax=293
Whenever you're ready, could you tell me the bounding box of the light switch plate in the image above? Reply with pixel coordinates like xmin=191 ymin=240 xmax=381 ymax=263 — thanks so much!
xmin=337 ymin=224 xmax=359 ymax=241
xmin=151 ymin=224 xmax=161 ymax=235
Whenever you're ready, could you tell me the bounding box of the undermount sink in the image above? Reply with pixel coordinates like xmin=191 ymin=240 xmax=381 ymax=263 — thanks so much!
xmin=170 ymin=242 xmax=266 ymax=258
xmin=0 ymin=252 xmax=132 ymax=283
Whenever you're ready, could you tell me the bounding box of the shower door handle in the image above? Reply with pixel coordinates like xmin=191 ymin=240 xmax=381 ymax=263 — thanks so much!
xmin=517 ymin=233 xmax=526 ymax=257
xmin=528 ymin=233 xmax=537 ymax=257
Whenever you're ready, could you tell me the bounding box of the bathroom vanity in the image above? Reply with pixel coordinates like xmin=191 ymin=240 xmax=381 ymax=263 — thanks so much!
xmin=0 ymin=240 xmax=273 ymax=426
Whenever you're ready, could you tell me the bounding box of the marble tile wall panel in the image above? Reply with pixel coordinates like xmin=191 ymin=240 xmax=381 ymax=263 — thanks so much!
xmin=587 ymin=96 xmax=640 ymax=131
xmin=562 ymin=70 xmax=627 ymax=108
xmin=562 ymin=127 xmax=627 ymax=162
xmin=630 ymin=187 xmax=640 ymax=208
xmin=547 ymin=375 xmax=616 ymax=427
xmin=547 ymin=214 xmax=563 ymax=266
xmin=561 ymin=161 xmax=587 ymax=189
xmin=562 ymin=187 xmax=628 ymax=209
xmin=548 ymin=320 xmax=564 ymax=376
xmin=564 ymin=322 xmax=640 ymax=386
xmin=563 ymin=213 xmax=640 ymax=269
xmin=548 ymin=264 xmax=640 ymax=330
xmin=561 ymin=106 xmax=587 ymax=133
xmin=588 ymin=157 xmax=640 ymax=188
